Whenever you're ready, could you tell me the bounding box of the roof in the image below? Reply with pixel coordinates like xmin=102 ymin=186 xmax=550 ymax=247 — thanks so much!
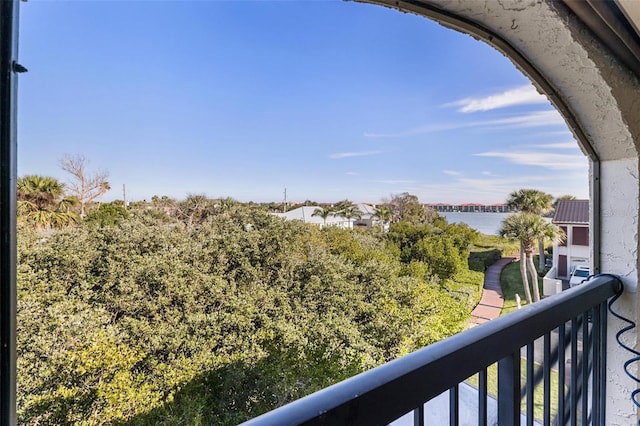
xmin=272 ymin=203 xmax=376 ymax=225
xmin=273 ymin=206 xmax=331 ymax=225
xmin=552 ymin=200 xmax=589 ymax=225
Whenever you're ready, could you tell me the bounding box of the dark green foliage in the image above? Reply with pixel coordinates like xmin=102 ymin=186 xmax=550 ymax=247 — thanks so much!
xmin=468 ymin=233 xmax=519 ymax=272
xmin=387 ymin=220 xmax=478 ymax=280
xmin=84 ymin=202 xmax=128 ymax=226
xmin=387 ymin=192 xmax=437 ymax=224
xmin=468 ymin=249 xmax=502 ymax=272
xmin=18 ymin=205 xmax=482 ymax=425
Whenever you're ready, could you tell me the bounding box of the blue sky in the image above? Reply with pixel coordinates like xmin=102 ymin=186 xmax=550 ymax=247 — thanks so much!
xmin=17 ymin=0 xmax=589 ymax=205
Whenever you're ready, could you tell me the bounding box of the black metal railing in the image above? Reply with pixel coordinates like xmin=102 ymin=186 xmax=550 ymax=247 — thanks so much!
xmin=241 ymin=274 xmax=621 ymax=426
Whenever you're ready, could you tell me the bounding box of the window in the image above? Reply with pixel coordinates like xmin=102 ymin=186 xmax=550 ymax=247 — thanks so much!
xmin=572 ymin=226 xmax=589 ymax=246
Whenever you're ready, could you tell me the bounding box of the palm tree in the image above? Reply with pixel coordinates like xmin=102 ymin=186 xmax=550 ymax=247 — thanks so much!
xmin=372 ymin=205 xmax=393 ymax=230
xmin=500 ymin=213 xmax=562 ymax=304
xmin=338 ymin=205 xmax=362 ymax=229
xmin=507 ymin=189 xmax=554 ymax=269
xmin=18 ymin=175 xmax=64 ymax=209
xmin=333 ymin=199 xmax=354 ymax=213
xmin=312 ymin=206 xmax=333 ymax=227
xmin=17 ymin=175 xmax=79 ymax=230
xmin=507 ymin=189 xmax=554 ymax=214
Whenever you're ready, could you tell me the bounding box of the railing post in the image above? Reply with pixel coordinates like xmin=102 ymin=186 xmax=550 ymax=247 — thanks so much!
xmin=479 ymin=368 xmax=488 ymax=425
xmin=498 ymin=351 xmax=521 ymax=425
xmin=571 ymin=318 xmax=578 ymax=426
xmin=0 ymin=2 xmax=18 ymax=425
xmin=526 ymin=343 xmax=534 ymax=426
xmin=543 ymin=333 xmax=551 ymax=425
xmin=449 ymin=385 xmax=459 ymax=426
xmin=558 ymin=323 xmax=566 ymax=425
xmin=581 ymin=313 xmax=590 ymax=425
xmin=412 ymin=404 xmax=423 ymax=426
xmin=598 ymin=301 xmax=607 ymax=425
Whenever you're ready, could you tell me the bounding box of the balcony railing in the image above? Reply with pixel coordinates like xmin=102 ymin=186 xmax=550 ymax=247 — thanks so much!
xmin=241 ymin=274 xmax=621 ymax=426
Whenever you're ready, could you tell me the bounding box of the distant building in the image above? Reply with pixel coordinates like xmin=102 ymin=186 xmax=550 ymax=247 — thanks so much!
xmin=273 ymin=203 xmax=382 ymax=230
xmin=424 ymin=203 xmax=511 ymax=213
xmin=552 ymin=199 xmax=590 ymax=278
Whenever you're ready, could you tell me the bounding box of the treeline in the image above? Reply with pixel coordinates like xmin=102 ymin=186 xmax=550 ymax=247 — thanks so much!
xmin=18 ymin=195 xmax=487 ymax=424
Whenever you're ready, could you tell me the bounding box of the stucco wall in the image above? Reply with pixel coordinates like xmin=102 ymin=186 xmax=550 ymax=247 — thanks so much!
xmin=361 ymin=0 xmax=640 ymax=423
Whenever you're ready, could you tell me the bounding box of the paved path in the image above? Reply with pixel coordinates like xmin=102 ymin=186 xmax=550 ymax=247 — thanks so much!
xmin=469 ymin=257 xmax=516 ymax=327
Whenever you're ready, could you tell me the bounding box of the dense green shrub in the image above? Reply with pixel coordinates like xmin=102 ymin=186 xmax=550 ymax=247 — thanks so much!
xmin=468 ymin=248 xmax=502 ymax=272
xmin=387 ymin=221 xmax=478 ymax=280
xmin=84 ymin=202 xmax=128 ymax=227
xmin=18 ymin=207 xmax=483 ymax=424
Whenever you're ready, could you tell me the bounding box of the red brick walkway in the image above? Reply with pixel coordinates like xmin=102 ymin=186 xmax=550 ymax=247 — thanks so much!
xmin=469 ymin=257 xmax=516 ymax=327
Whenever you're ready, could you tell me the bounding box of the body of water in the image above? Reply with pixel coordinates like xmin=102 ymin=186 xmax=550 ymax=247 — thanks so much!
xmin=441 ymin=212 xmax=511 ymax=235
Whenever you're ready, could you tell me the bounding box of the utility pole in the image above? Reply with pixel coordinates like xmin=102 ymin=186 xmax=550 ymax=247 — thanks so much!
xmin=122 ymin=184 xmax=127 ymax=210
xmin=283 ymin=188 xmax=287 ymax=212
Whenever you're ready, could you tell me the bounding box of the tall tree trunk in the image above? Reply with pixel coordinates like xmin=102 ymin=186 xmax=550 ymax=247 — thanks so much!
xmin=538 ymin=239 xmax=545 ymax=270
xmin=519 ymin=242 xmax=533 ymax=304
xmin=527 ymin=251 xmax=541 ymax=302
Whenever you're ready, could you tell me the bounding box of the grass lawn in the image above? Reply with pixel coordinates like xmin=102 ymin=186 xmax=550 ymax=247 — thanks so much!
xmin=472 ymin=234 xmax=520 ymax=257
xmin=500 ymin=255 xmax=545 ymax=315
xmin=468 ymin=234 xmax=520 ymax=272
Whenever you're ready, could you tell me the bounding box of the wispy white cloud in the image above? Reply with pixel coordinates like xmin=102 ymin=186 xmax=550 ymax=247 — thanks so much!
xmin=374 ymin=179 xmax=416 ymax=185
xmin=414 ymin=173 xmax=588 ymax=204
xmin=364 ymin=110 xmax=565 ymax=138
xmin=329 ymin=150 xmax=384 ymax=159
xmin=529 ymin=142 xmax=578 ymax=149
xmin=536 ymin=130 xmax=574 ymax=137
xmin=353 ymin=167 xmax=587 ymax=204
xmin=444 ymin=84 xmax=548 ymax=113
xmin=482 ymin=110 xmax=565 ymax=128
xmin=444 ymin=170 xmax=462 ymax=176
xmin=345 ymin=171 xmax=359 ymax=176
xmin=474 ymin=151 xmax=587 ymax=170
xmin=363 ymin=123 xmax=462 ymax=138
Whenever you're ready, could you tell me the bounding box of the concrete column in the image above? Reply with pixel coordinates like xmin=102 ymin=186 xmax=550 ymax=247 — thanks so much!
xmin=599 ymin=158 xmax=640 ymax=424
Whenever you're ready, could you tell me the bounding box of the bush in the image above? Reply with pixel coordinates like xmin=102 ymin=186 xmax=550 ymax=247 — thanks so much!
xmin=468 ymin=248 xmax=503 ymax=272
xmin=17 ymin=207 xmax=481 ymax=425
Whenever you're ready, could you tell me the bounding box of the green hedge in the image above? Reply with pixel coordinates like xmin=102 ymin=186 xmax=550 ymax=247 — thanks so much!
xmin=18 ymin=208 xmax=483 ymax=425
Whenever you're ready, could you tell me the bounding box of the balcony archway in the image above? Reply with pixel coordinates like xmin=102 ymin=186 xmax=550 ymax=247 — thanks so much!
xmin=2 ymin=1 xmax=639 ymax=424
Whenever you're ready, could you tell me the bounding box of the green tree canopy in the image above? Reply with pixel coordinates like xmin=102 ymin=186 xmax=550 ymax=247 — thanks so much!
xmin=17 ymin=203 xmax=481 ymax=424
xmin=507 ymin=188 xmax=554 ymax=215
xmin=84 ymin=202 xmax=128 ymax=227
xmin=17 ymin=175 xmax=79 ymax=230
xmin=387 ymin=192 xmax=438 ymax=225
